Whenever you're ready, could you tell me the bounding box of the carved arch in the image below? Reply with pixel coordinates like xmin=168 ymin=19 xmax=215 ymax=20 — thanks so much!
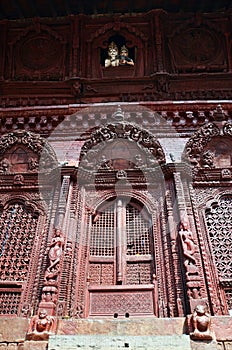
xmin=86 ymin=189 xmax=159 ymax=215
xmin=80 ymin=122 xmax=165 ymax=163
xmin=89 ymin=22 xmax=148 ymax=46
xmin=0 ymin=193 xmax=47 ymax=215
xmin=0 ymin=130 xmax=58 ymax=174
xmin=182 ymin=122 xmax=232 ymax=167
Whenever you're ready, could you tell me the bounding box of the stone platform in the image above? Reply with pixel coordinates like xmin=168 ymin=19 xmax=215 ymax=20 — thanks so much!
xmin=48 ymin=334 xmax=191 ymax=350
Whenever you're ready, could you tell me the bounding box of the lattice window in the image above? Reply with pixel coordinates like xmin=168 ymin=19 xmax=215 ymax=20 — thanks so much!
xmin=126 ymin=204 xmax=151 ymax=255
xmin=205 ymin=196 xmax=232 ymax=280
xmin=0 ymin=289 xmax=21 ymax=315
xmin=0 ymin=203 xmax=38 ymax=281
xmin=90 ymin=205 xmax=115 ymax=256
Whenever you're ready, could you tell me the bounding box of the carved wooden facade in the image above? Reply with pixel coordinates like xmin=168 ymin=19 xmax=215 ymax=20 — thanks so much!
xmin=0 ymin=7 xmax=231 ymax=324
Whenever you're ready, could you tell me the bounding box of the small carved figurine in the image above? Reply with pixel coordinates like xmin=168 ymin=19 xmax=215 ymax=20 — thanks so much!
xmin=179 ymin=221 xmax=196 ymax=265
xmin=105 ymin=42 xmax=120 ymax=67
xmin=0 ymin=158 xmax=10 ymax=174
xmin=190 ymin=305 xmax=214 ymax=340
xmin=27 ymin=309 xmax=55 ymax=340
xmin=44 ymin=228 xmax=64 ymax=285
xmin=48 ymin=228 xmax=64 ymax=271
xmin=202 ymin=150 xmax=215 ymax=168
xmin=119 ymin=45 xmax=134 ymax=66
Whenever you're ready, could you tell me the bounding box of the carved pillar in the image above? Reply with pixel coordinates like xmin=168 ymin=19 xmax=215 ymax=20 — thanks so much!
xmin=56 ymin=176 xmax=71 ymax=226
xmin=165 ymin=179 xmax=185 ymax=316
xmin=38 ymin=176 xmax=71 ymax=316
xmin=173 ymin=171 xmax=209 ymax=313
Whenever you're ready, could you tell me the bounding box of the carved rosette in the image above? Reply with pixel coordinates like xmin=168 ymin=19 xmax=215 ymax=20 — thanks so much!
xmin=13 ymin=26 xmax=66 ymax=81
xmin=168 ymin=26 xmax=226 ymax=73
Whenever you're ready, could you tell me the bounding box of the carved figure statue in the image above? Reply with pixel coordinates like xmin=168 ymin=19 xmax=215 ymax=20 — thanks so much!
xmin=27 ymin=309 xmax=55 ymax=340
xmin=119 ymin=45 xmax=134 ymax=66
xmin=0 ymin=158 xmax=10 ymax=174
xmin=202 ymin=150 xmax=215 ymax=168
xmin=105 ymin=42 xmax=120 ymax=67
xmin=44 ymin=228 xmax=64 ymax=285
xmin=190 ymin=305 xmax=214 ymax=340
xmin=48 ymin=228 xmax=64 ymax=271
xmin=179 ymin=221 xmax=196 ymax=265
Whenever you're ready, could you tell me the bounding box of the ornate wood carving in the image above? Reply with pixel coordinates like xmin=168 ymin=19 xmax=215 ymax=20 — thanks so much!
xmin=7 ymin=23 xmax=67 ymax=81
xmin=0 ymin=130 xmax=57 ymax=174
xmin=168 ymin=26 xmax=227 ymax=73
xmin=89 ymin=289 xmax=154 ymax=316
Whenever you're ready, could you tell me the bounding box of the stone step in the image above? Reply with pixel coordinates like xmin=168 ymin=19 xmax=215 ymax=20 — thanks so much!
xmin=48 ymin=334 xmax=191 ymax=350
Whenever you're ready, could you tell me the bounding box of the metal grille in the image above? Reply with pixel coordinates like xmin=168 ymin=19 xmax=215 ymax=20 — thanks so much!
xmin=0 ymin=290 xmax=21 ymax=315
xmin=126 ymin=204 xmax=151 ymax=255
xmin=205 ymin=196 xmax=232 ymax=280
xmin=0 ymin=203 xmax=38 ymax=281
xmin=90 ymin=205 xmax=115 ymax=256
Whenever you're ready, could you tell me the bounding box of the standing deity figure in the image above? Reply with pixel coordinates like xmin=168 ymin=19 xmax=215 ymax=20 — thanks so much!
xmin=105 ymin=42 xmax=120 ymax=67
xmin=190 ymin=305 xmax=214 ymax=340
xmin=44 ymin=228 xmax=64 ymax=284
xmin=179 ymin=221 xmax=196 ymax=265
xmin=119 ymin=45 xmax=134 ymax=66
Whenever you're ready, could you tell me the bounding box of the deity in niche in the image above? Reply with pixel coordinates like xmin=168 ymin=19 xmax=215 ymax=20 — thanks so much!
xmin=105 ymin=42 xmax=120 ymax=67
xmin=190 ymin=305 xmax=214 ymax=340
